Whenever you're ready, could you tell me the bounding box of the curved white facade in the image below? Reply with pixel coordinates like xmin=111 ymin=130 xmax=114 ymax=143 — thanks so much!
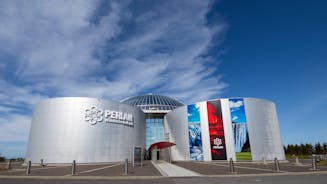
xmin=26 ymin=96 xmax=285 ymax=163
xmin=26 ymin=97 xmax=145 ymax=163
xmin=244 ymin=98 xmax=285 ymax=160
xmin=164 ymin=98 xmax=285 ymax=161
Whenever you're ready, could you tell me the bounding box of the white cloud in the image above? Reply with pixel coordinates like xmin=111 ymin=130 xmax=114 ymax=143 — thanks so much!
xmin=0 ymin=0 xmax=228 ymax=156
xmin=232 ymin=116 xmax=239 ymax=121
xmin=0 ymin=79 xmax=48 ymax=109
xmin=229 ymin=100 xmax=243 ymax=109
xmin=0 ymin=0 xmax=124 ymax=83
xmin=0 ymin=0 xmax=227 ymax=101
xmin=0 ymin=114 xmax=31 ymax=142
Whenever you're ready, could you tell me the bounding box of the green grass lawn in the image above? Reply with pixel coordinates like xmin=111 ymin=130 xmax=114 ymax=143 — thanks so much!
xmin=285 ymin=154 xmax=311 ymax=159
xmin=236 ymin=152 xmax=252 ymax=160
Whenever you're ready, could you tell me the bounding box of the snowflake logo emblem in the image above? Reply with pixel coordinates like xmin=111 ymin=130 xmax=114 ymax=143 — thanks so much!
xmin=213 ymin=138 xmax=224 ymax=149
xmin=84 ymin=106 xmax=104 ymax=125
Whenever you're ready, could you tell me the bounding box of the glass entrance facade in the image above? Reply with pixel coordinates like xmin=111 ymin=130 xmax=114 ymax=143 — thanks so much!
xmin=122 ymin=94 xmax=184 ymax=150
xmin=146 ymin=118 xmax=164 ymax=149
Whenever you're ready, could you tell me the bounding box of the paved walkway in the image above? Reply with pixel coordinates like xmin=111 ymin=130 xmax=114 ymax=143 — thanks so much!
xmin=152 ymin=161 xmax=201 ymax=177
xmin=1 ymin=160 xmax=327 ymax=177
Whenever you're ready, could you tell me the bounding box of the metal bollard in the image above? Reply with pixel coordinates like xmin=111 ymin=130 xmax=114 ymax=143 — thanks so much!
xmin=71 ymin=160 xmax=76 ymax=175
xmin=229 ymin=158 xmax=235 ymax=173
xmin=311 ymin=155 xmax=317 ymax=171
xmin=295 ymin=156 xmax=301 ymax=165
xmin=6 ymin=159 xmax=12 ymax=169
xmin=40 ymin=159 xmax=44 ymax=167
xmin=263 ymin=156 xmax=267 ymax=165
xmin=26 ymin=161 xmax=31 ymax=175
xmin=124 ymin=159 xmax=128 ymax=175
xmin=274 ymin=158 xmax=280 ymax=172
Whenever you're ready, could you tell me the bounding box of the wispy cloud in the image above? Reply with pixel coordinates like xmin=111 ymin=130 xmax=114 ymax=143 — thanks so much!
xmin=232 ymin=116 xmax=239 ymax=121
xmin=229 ymin=100 xmax=244 ymax=109
xmin=0 ymin=0 xmax=227 ymax=156
xmin=0 ymin=114 xmax=31 ymax=142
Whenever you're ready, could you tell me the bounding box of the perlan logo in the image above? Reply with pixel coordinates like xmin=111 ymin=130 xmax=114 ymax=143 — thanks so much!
xmin=84 ymin=106 xmax=134 ymax=126
xmin=213 ymin=138 xmax=224 ymax=149
xmin=85 ymin=106 xmax=104 ymax=125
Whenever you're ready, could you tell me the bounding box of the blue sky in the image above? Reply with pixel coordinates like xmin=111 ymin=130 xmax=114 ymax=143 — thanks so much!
xmin=229 ymin=99 xmax=246 ymax=124
xmin=187 ymin=104 xmax=200 ymax=123
xmin=0 ymin=0 xmax=326 ymax=158
xmin=215 ymin=0 xmax=327 ymax=146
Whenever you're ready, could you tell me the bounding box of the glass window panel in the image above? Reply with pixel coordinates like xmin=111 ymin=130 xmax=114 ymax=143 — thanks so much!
xmin=145 ymin=117 xmax=164 ymax=148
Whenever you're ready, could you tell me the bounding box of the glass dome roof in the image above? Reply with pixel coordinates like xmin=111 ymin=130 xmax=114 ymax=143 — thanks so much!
xmin=121 ymin=94 xmax=184 ymax=113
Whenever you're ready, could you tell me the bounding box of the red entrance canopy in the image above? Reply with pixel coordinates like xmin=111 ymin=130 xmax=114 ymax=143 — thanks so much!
xmin=149 ymin=141 xmax=176 ymax=151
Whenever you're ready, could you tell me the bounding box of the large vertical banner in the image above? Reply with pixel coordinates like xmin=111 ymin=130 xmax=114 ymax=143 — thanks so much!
xmin=229 ymin=99 xmax=251 ymax=159
xmin=187 ymin=104 xmax=203 ymax=161
xmin=207 ymin=100 xmax=227 ymax=160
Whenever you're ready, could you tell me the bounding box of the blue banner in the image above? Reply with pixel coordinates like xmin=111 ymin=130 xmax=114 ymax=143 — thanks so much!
xmin=187 ymin=104 xmax=203 ymax=161
xmin=229 ymin=98 xmax=251 ymax=153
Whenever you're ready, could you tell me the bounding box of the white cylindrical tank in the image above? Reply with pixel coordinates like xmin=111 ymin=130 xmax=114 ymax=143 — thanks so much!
xmin=244 ymin=98 xmax=285 ymax=160
xmin=25 ymin=97 xmax=145 ymax=163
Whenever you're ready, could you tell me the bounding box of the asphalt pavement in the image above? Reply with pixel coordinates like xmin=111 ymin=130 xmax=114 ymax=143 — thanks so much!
xmin=0 ymin=174 xmax=326 ymax=184
xmin=1 ymin=159 xmax=327 ymax=184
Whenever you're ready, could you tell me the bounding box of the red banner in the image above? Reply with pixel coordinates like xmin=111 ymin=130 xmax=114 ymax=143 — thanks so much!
xmin=207 ymin=100 xmax=227 ymax=160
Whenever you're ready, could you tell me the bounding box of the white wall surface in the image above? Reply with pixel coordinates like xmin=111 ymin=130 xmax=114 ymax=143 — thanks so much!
xmin=164 ymin=106 xmax=190 ymax=161
xmin=198 ymin=101 xmax=211 ymax=161
xmin=221 ymin=99 xmax=237 ymax=161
